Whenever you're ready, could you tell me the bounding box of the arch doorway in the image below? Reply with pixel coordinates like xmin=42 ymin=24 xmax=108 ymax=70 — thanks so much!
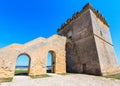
xmin=65 ymin=42 xmax=72 ymax=72
xmin=46 ymin=51 xmax=56 ymax=73
xmin=15 ymin=54 xmax=31 ymax=76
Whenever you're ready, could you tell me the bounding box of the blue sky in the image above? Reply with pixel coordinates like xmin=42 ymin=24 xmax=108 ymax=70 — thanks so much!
xmin=0 ymin=0 xmax=120 ymax=66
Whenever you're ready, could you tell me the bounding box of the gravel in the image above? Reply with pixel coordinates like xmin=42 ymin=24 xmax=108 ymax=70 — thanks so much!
xmin=0 ymin=73 xmax=120 ymax=86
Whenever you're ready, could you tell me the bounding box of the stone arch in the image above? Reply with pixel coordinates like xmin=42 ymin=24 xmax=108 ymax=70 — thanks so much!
xmin=0 ymin=35 xmax=66 ymax=78
xmin=65 ymin=42 xmax=73 ymax=72
xmin=46 ymin=50 xmax=56 ymax=73
xmin=15 ymin=53 xmax=31 ymax=76
xmin=65 ymin=42 xmax=73 ymax=56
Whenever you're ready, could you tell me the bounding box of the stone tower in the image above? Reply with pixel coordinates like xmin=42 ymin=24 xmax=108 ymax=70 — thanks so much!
xmin=58 ymin=3 xmax=119 ymax=76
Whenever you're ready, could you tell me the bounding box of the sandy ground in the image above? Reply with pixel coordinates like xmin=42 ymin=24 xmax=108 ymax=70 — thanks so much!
xmin=0 ymin=73 xmax=120 ymax=86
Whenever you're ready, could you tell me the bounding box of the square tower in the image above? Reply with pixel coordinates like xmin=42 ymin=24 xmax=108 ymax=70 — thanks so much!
xmin=58 ymin=3 xmax=119 ymax=76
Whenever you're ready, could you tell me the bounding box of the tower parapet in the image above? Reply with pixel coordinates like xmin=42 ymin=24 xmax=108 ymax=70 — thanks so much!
xmin=57 ymin=3 xmax=109 ymax=32
xmin=58 ymin=3 xmax=119 ymax=76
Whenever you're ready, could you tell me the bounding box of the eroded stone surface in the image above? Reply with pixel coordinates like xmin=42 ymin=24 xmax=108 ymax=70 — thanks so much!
xmin=0 ymin=35 xmax=66 ymax=78
xmin=58 ymin=3 xmax=119 ymax=76
xmin=0 ymin=3 xmax=119 ymax=79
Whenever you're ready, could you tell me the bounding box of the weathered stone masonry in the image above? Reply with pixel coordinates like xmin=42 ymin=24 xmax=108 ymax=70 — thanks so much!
xmin=58 ymin=3 xmax=119 ymax=76
xmin=0 ymin=35 xmax=66 ymax=78
xmin=0 ymin=3 xmax=119 ymax=78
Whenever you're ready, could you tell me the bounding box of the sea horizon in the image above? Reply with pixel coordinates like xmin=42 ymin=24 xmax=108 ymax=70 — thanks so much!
xmin=16 ymin=65 xmax=52 ymax=68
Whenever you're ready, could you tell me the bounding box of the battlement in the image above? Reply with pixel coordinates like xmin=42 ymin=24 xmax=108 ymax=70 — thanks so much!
xmin=57 ymin=3 xmax=109 ymax=32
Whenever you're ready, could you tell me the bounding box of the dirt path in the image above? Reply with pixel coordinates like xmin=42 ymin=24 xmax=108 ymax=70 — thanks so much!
xmin=0 ymin=74 xmax=120 ymax=86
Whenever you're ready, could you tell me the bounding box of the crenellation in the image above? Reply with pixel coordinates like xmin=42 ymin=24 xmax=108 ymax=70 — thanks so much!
xmin=58 ymin=3 xmax=109 ymax=33
xmin=0 ymin=3 xmax=119 ymax=79
xmin=58 ymin=3 xmax=119 ymax=76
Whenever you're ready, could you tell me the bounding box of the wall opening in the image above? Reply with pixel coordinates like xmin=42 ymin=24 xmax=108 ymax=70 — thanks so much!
xmin=46 ymin=51 xmax=56 ymax=73
xmin=15 ymin=54 xmax=31 ymax=76
xmin=82 ymin=64 xmax=87 ymax=73
xmin=66 ymin=42 xmax=73 ymax=72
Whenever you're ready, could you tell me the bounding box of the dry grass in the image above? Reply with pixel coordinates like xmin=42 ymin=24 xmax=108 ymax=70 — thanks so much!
xmin=104 ymin=73 xmax=120 ymax=80
xmin=0 ymin=78 xmax=13 ymax=83
xmin=30 ymin=74 xmax=51 ymax=79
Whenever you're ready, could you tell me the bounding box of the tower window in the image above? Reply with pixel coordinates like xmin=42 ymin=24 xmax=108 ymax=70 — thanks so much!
xmin=68 ymin=36 xmax=72 ymax=39
xmin=67 ymin=31 xmax=72 ymax=39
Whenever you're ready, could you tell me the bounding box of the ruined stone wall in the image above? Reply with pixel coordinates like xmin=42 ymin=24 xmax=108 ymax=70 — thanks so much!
xmin=0 ymin=35 xmax=66 ymax=78
xmin=0 ymin=3 xmax=119 ymax=78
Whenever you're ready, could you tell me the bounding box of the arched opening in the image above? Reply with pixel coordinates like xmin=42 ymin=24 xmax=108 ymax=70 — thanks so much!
xmin=15 ymin=54 xmax=31 ymax=76
xmin=82 ymin=64 xmax=87 ymax=73
xmin=46 ymin=51 xmax=56 ymax=73
xmin=66 ymin=42 xmax=73 ymax=72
